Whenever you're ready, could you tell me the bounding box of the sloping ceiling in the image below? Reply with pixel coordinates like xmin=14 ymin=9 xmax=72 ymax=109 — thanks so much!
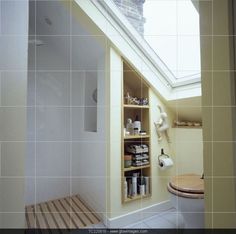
xmin=28 ymin=0 xmax=202 ymax=122
xmin=168 ymin=96 xmax=202 ymax=122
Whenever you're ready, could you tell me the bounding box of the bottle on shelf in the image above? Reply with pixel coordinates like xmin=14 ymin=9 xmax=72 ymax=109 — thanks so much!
xmin=133 ymin=115 xmax=141 ymax=132
xmin=124 ymin=179 xmax=128 ymax=200
xmin=126 ymin=118 xmax=134 ymax=135
xmin=132 ymin=174 xmax=138 ymax=197
xmin=124 ymin=155 xmax=132 ymax=168
xmin=128 ymin=179 xmax=132 ymax=197
xmin=144 ymin=176 xmax=149 ymax=195
xmin=138 ymin=176 xmax=145 ymax=196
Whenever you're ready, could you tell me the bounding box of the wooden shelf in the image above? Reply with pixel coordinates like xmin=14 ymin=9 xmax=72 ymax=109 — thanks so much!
xmin=124 ymin=135 xmax=150 ymax=140
xmin=124 ymin=165 xmax=150 ymax=172
xmin=123 ymin=104 xmax=149 ymax=109
xmin=172 ymin=125 xmax=202 ymax=129
xmin=124 ymin=194 xmax=151 ymax=203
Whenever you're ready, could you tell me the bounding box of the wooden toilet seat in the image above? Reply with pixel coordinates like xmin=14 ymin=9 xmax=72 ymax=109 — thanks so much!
xmin=167 ymin=174 xmax=204 ymax=199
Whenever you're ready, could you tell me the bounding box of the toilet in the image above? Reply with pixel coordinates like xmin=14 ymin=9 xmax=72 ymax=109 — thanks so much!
xmin=167 ymin=174 xmax=204 ymax=228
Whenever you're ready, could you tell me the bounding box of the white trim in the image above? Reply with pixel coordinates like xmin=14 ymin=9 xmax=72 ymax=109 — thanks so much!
xmin=103 ymin=200 xmax=173 ymax=228
xmin=171 ymin=82 xmax=202 ymax=100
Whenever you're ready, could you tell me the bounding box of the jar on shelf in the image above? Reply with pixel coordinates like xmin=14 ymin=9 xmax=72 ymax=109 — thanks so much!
xmin=124 ymin=155 xmax=132 ymax=168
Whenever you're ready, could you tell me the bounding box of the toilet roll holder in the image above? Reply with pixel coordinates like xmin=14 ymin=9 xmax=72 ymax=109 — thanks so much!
xmin=158 ymin=148 xmax=170 ymax=167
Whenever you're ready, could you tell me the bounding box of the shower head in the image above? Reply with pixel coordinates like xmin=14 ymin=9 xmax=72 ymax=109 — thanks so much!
xmin=28 ymin=39 xmax=44 ymax=46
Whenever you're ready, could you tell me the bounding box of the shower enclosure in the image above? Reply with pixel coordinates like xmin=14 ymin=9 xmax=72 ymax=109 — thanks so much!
xmin=0 ymin=0 xmax=107 ymax=228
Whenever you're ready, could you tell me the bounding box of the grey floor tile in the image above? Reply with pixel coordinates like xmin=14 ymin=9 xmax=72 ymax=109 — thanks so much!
xmin=161 ymin=211 xmax=185 ymax=228
xmin=87 ymin=208 xmax=185 ymax=229
xmin=95 ymin=223 xmax=107 ymax=228
xmin=124 ymin=221 xmax=149 ymax=229
xmin=143 ymin=215 xmax=177 ymax=229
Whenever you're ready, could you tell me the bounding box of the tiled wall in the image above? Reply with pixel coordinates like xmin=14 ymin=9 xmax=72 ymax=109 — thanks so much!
xmin=0 ymin=0 xmax=29 ymax=228
xmin=26 ymin=51 xmax=106 ymax=207
xmin=25 ymin=0 xmax=107 ymax=219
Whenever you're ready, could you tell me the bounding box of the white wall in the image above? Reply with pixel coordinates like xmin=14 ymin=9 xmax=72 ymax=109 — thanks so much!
xmin=84 ymin=72 xmax=98 ymax=132
xmin=26 ymin=43 xmax=71 ymax=205
xmin=71 ymin=65 xmax=107 ymax=216
xmin=0 ymin=0 xmax=28 ymax=228
xmin=26 ymin=47 xmax=106 ymax=209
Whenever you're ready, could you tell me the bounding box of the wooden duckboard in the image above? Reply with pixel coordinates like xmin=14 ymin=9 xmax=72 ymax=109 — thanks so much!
xmin=25 ymin=194 xmax=101 ymax=229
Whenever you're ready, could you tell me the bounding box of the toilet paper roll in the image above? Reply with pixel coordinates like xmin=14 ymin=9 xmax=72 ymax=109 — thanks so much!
xmin=159 ymin=157 xmax=173 ymax=170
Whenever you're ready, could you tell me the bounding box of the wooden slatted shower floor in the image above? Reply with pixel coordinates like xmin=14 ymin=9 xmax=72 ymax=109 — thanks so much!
xmin=25 ymin=194 xmax=101 ymax=229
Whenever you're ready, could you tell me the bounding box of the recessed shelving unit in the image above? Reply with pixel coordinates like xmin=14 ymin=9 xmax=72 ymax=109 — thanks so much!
xmin=121 ymin=61 xmax=152 ymax=203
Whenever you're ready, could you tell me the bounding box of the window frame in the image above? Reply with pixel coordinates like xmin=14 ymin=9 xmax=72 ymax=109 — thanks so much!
xmin=97 ymin=0 xmax=201 ymax=88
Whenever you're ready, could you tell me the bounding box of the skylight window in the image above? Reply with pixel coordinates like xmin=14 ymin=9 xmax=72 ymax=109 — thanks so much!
xmin=113 ymin=0 xmax=201 ymax=81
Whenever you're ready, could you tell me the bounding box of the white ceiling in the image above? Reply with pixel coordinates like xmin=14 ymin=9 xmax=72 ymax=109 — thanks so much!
xmin=28 ymin=0 xmax=105 ymax=71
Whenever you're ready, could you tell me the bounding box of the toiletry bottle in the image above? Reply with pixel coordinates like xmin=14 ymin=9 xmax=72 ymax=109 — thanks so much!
xmin=126 ymin=118 xmax=134 ymax=135
xmin=144 ymin=176 xmax=149 ymax=195
xmin=139 ymin=176 xmax=145 ymax=196
xmin=128 ymin=179 xmax=132 ymax=197
xmin=133 ymin=115 xmax=141 ymax=132
xmin=124 ymin=179 xmax=128 ymax=199
xmin=132 ymin=175 xmax=137 ymax=196
xmin=140 ymin=185 xmax=145 ymax=196
xmin=133 ymin=128 xmax=139 ymax=135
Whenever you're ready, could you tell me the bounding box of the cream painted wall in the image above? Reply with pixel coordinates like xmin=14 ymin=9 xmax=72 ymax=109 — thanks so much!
xmin=174 ymin=128 xmax=203 ymax=175
xmin=108 ymin=47 xmax=204 ymax=222
xmin=108 ymin=49 xmax=175 ymax=218
xmin=200 ymin=0 xmax=236 ymax=228
xmin=0 ymin=0 xmax=28 ymax=228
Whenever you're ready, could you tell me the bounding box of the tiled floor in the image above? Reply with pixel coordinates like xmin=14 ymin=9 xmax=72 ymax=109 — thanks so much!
xmin=87 ymin=208 xmax=185 ymax=229
xmin=124 ymin=208 xmax=185 ymax=229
